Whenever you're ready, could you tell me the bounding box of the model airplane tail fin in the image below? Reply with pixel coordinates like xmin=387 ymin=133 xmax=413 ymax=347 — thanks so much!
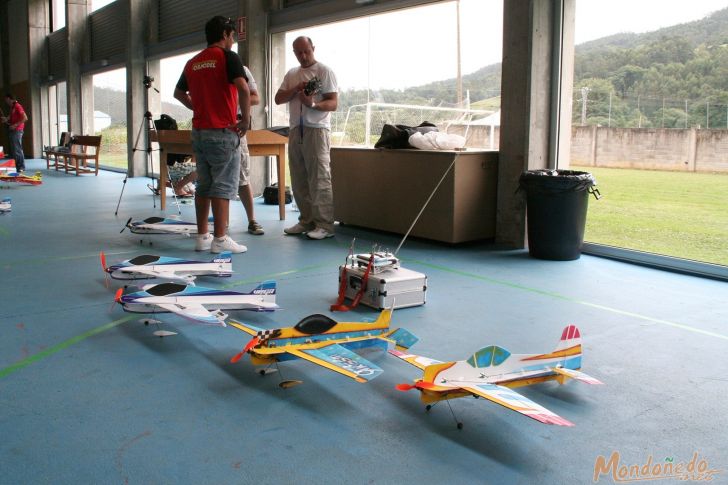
xmin=373 ymin=307 xmax=393 ymax=327
xmin=554 ymin=325 xmax=582 ymax=354
xmin=212 ymin=251 xmax=232 ymax=264
xmin=251 ymin=280 xmax=276 ymax=295
xmin=384 ymin=327 xmax=419 ymax=350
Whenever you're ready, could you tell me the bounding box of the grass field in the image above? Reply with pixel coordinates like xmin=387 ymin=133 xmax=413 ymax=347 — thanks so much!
xmin=573 ymin=166 xmax=728 ymax=266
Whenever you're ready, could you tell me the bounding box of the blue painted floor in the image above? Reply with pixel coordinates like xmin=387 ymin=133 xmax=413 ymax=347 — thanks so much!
xmin=1 ymin=160 xmax=726 ymax=484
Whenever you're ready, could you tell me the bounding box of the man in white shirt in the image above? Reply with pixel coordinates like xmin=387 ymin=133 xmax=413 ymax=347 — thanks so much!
xmin=275 ymin=36 xmax=338 ymax=240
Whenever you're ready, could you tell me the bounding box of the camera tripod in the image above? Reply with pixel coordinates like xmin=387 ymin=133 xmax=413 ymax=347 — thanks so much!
xmin=115 ymin=76 xmax=182 ymax=215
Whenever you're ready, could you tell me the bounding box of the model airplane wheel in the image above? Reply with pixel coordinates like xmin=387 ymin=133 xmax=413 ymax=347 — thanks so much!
xmin=259 ymin=369 xmax=266 ymax=376
xmin=425 ymin=405 xmax=432 ymax=412
xmin=457 ymin=422 xmax=463 ymax=430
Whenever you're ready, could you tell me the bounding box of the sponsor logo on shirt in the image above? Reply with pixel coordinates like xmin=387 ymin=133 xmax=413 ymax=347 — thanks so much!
xmin=192 ymin=60 xmax=217 ymax=71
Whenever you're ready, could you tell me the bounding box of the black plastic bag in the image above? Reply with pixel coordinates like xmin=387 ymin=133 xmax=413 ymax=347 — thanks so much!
xmin=154 ymin=114 xmax=178 ymax=131
xmin=374 ymin=122 xmax=438 ymax=149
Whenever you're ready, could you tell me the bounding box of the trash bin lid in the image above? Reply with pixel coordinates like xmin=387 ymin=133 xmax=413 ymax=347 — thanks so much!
xmin=519 ymin=169 xmax=596 ymax=193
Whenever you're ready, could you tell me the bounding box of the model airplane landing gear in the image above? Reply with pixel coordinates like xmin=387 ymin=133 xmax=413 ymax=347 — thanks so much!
xmin=424 ymin=400 xmax=463 ymax=429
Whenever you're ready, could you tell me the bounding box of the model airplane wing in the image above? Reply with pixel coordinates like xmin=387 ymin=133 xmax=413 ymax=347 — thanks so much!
xmin=288 ymin=344 xmax=383 ymax=383
xmin=463 ymin=383 xmax=574 ymax=426
xmin=551 ymin=366 xmax=604 ymax=385
xmin=155 ymin=302 xmax=226 ymax=326
xmin=120 ymin=266 xmax=194 ymax=284
xmin=388 ymin=349 xmax=443 ymax=370
xmin=227 ymin=320 xmax=263 ymax=337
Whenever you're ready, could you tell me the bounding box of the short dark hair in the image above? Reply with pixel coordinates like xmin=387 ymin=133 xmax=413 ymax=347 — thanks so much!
xmin=5 ymin=93 xmax=15 ymax=100
xmin=205 ymin=16 xmax=235 ymax=45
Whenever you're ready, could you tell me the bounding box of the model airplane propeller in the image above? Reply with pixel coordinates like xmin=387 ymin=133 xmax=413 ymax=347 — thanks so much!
xmin=228 ymin=307 xmax=418 ymax=386
xmin=390 ymin=325 xmax=602 ymax=429
xmin=115 ymin=280 xmax=278 ymax=326
xmin=101 ymin=250 xmax=233 ymax=286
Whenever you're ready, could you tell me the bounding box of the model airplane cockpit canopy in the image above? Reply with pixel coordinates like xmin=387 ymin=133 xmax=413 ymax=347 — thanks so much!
xmin=293 ymin=314 xmax=339 ymax=334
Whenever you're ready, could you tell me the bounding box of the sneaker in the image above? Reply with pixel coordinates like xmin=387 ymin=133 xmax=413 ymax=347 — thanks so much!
xmin=248 ymin=220 xmax=265 ymax=235
xmin=306 ymin=227 xmax=334 ymax=240
xmin=284 ymin=222 xmax=313 ymax=235
xmin=211 ymin=235 xmax=247 ymax=254
xmin=195 ymin=233 xmax=213 ymax=251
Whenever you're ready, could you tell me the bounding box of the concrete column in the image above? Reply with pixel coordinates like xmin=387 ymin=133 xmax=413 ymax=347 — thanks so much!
xmin=590 ymin=125 xmax=597 ymax=166
xmin=28 ymin=0 xmax=50 ymax=157
xmin=126 ymin=0 xmax=152 ymax=176
xmin=496 ymin=0 xmax=576 ymax=248
xmin=238 ymin=0 xmax=270 ymax=192
xmin=66 ymin=0 xmax=91 ymax=135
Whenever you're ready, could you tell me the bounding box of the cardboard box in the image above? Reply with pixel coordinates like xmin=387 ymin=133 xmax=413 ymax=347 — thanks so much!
xmin=331 ymin=148 xmax=498 ymax=243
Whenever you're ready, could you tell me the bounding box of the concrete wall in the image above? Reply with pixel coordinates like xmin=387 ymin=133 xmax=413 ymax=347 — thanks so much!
xmin=571 ymin=126 xmax=728 ymax=173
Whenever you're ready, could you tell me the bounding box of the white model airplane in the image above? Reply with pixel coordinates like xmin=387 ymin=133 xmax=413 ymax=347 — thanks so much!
xmin=391 ymin=325 xmax=603 ymax=428
xmin=115 ymin=280 xmax=278 ymax=326
xmin=0 ymin=197 xmax=10 ymax=213
xmin=101 ymin=250 xmax=233 ymax=285
xmin=121 ymin=215 xmax=210 ymax=235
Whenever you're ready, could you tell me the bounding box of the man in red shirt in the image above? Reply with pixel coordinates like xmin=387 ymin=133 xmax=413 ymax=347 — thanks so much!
xmin=174 ymin=16 xmax=251 ymax=254
xmin=2 ymin=94 xmax=28 ymax=173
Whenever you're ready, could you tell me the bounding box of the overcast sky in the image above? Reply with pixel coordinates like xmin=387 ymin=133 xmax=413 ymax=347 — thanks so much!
xmin=92 ymin=0 xmax=728 ymax=98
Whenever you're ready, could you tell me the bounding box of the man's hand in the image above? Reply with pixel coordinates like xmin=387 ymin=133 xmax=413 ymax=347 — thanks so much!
xmin=298 ymin=91 xmax=315 ymax=108
xmin=0 ymin=116 xmax=7 ymax=124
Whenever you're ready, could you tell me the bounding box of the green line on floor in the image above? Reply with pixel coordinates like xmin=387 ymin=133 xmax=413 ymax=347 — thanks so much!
xmin=0 ymin=315 xmax=136 ymax=379
xmin=409 ymin=259 xmax=728 ymax=341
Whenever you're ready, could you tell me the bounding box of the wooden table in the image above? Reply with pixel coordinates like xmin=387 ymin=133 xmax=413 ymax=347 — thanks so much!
xmin=152 ymin=129 xmax=288 ymax=219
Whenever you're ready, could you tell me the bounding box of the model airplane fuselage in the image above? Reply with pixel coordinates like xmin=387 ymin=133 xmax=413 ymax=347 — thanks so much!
xmin=229 ymin=308 xmax=418 ymax=383
xmin=117 ymin=280 xmax=278 ymax=325
xmin=0 ymin=197 xmax=10 ymax=213
xmin=123 ymin=216 xmax=211 ymax=235
xmin=0 ymin=171 xmax=42 ymax=185
xmin=391 ymin=325 xmax=602 ymax=427
xmin=102 ymin=251 xmax=233 ymax=284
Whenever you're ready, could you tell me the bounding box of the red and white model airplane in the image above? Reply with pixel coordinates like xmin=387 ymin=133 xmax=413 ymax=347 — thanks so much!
xmin=391 ymin=325 xmax=602 ymax=428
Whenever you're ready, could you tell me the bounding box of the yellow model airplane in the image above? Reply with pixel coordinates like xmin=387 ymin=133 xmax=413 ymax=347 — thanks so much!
xmin=229 ymin=307 xmax=417 ymax=385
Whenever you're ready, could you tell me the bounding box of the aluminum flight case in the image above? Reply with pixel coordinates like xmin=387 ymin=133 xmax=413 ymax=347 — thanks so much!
xmin=338 ymin=264 xmax=427 ymax=310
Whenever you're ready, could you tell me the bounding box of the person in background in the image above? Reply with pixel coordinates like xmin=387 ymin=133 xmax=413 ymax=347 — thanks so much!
xmin=238 ymin=65 xmax=264 ymax=235
xmin=2 ymin=94 xmax=28 ymax=173
xmin=274 ymin=36 xmax=338 ymax=240
xmin=173 ymin=16 xmax=250 ymax=254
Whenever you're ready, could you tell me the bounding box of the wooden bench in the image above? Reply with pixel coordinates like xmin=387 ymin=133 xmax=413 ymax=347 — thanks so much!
xmin=63 ymin=135 xmax=102 ymax=176
xmin=43 ymin=132 xmax=73 ymax=170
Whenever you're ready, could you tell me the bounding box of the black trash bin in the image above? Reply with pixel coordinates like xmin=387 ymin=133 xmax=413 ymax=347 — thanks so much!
xmin=519 ymin=169 xmax=599 ymax=261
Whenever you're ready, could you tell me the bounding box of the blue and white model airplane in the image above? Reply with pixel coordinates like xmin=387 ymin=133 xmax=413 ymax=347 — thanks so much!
xmin=0 ymin=197 xmax=10 ymax=213
xmin=101 ymin=251 xmax=233 ymax=285
xmin=121 ymin=215 xmax=208 ymax=235
xmin=114 ymin=280 xmax=278 ymax=326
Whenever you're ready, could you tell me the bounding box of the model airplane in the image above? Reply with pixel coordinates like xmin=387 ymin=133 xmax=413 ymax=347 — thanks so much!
xmin=121 ymin=215 xmax=210 ymax=235
xmin=391 ymin=325 xmax=602 ymax=428
xmin=115 ymin=280 xmax=278 ymax=326
xmin=0 ymin=159 xmax=15 ymax=171
xmin=228 ymin=307 xmax=418 ymax=385
xmin=101 ymin=250 xmax=233 ymax=285
xmin=0 ymin=171 xmax=42 ymax=185
xmin=0 ymin=198 xmax=10 ymax=213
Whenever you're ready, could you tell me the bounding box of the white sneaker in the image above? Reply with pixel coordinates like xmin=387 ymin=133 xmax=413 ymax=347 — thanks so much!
xmin=284 ymin=222 xmax=313 ymax=235
xmin=211 ymin=235 xmax=247 ymax=254
xmin=306 ymin=227 xmax=334 ymax=240
xmin=195 ymin=233 xmax=213 ymax=251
